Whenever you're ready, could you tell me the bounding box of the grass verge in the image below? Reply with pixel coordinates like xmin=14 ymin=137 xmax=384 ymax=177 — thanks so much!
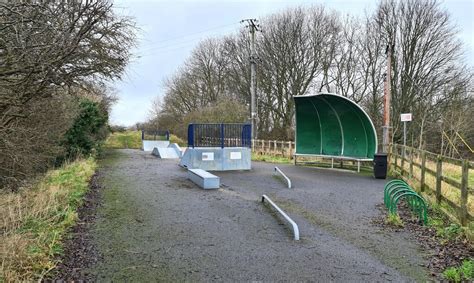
xmin=0 ymin=158 xmax=97 ymax=282
xmin=252 ymin=153 xmax=291 ymax=164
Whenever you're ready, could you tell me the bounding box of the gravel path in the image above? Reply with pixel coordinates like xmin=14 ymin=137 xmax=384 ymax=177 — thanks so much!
xmin=86 ymin=149 xmax=428 ymax=282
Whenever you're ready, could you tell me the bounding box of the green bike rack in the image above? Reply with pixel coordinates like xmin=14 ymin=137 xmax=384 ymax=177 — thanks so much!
xmin=383 ymin=179 xmax=428 ymax=225
xmin=383 ymin=180 xmax=408 ymax=206
xmin=391 ymin=192 xmax=428 ymax=224
xmin=384 ymin=183 xmax=414 ymax=208
xmin=389 ymin=188 xmax=417 ymax=211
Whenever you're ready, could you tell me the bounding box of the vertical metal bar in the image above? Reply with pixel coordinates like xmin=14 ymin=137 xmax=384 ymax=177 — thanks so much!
xmin=401 ymin=145 xmax=405 ymax=175
xmin=403 ymin=121 xmax=406 ymax=157
xmin=221 ymin=123 xmax=224 ymax=148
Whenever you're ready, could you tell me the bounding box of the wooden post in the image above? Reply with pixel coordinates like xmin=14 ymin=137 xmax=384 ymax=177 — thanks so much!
xmin=274 ymin=140 xmax=277 ymax=153
xmin=436 ymin=155 xmax=442 ymax=204
xmin=288 ymin=141 xmax=292 ymax=159
xmin=388 ymin=144 xmax=392 ymax=170
xmin=409 ymin=147 xmax=414 ymax=178
xmin=394 ymin=144 xmax=398 ymax=171
xmin=460 ymin=159 xmax=469 ymax=226
xmin=420 ymin=151 xmax=426 ymax=192
xmin=292 ymin=142 xmax=295 ymax=161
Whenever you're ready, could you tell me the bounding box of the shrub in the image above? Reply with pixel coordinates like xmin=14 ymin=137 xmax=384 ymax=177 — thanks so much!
xmin=62 ymin=99 xmax=108 ymax=159
xmin=443 ymin=267 xmax=461 ymax=282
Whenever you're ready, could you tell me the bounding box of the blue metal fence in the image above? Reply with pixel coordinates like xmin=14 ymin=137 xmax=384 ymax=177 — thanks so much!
xmin=187 ymin=123 xmax=251 ymax=148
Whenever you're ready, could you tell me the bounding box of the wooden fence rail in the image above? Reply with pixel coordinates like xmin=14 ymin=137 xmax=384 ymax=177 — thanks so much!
xmin=390 ymin=144 xmax=473 ymax=226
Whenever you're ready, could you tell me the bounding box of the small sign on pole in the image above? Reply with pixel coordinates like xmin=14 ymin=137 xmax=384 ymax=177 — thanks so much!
xmin=400 ymin=113 xmax=412 ymax=157
xmin=401 ymin=113 xmax=412 ymax=122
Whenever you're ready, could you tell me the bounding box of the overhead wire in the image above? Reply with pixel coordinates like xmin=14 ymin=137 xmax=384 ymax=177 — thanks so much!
xmin=142 ymin=22 xmax=240 ymax=47
xmin=137 ymin=21 xmax=241 ymax=55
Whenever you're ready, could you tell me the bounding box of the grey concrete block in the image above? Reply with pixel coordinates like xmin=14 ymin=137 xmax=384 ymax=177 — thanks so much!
xmin=188 ymin=169 xmax=220 ymax=189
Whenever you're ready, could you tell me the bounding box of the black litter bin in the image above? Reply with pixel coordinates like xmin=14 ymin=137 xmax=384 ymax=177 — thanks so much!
xmin=373 ymin=153 xmax=388 ymax=179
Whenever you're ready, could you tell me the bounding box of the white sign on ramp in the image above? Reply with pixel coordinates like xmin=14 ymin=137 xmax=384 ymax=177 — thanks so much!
xmin=202 ymin=152 xmax=214 ymax=161
xmin=230 ymin=152 xmax=242 ymax=160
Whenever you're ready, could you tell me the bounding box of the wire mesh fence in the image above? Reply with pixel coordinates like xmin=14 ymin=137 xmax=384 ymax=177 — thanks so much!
xmin=187 ymin=123 xmax=251 ymax=148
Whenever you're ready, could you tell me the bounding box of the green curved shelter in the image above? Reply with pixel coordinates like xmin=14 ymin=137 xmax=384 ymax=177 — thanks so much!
xmin=294 ymin=93 xmax=377 ymax=160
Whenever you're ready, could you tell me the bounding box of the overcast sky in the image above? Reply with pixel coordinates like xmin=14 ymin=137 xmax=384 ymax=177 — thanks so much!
xmin=111 ymin=0 xmax=474 ymax=127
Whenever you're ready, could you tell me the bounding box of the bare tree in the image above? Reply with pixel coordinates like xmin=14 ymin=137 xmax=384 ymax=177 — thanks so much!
xmin=375 ymin=0 xmax=470 ymax=149
xmin=0 ymin=1 xmax=136 ymax=188
xmin=0 ymin=1 xmax=135 ymax=130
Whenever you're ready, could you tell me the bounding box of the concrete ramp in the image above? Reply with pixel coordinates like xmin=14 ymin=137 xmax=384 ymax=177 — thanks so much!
xmin=152 ymin=147 xmax=180 ymax=159
xmin=168 ymin=143 xmax=183 ymax=158
xmin=180 ymin=147 xmax=251 ymax=171
xmin=142 ymin=140 xmax=170 ymax=151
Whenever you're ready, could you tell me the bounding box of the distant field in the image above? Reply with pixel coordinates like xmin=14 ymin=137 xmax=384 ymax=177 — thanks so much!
xmin=104 ymin=131 xmax=142 ymax=149
xmin=104 ymin=131 xmax=186 ymax=149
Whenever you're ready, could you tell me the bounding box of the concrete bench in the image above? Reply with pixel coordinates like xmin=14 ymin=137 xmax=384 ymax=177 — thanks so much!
xmin=187 ymin=169 xmax=220 ymax=189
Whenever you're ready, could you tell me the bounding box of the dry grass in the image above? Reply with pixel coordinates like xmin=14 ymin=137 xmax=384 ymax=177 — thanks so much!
xmin=393 ymin=156 xmax=473 ymax=216
xmin=0 ymin=158 xmax=96 ymax=282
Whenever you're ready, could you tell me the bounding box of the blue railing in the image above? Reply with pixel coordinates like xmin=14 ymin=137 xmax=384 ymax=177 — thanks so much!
xmin=141 ymin=130 xmax=170 ymax=141
xmin=187 ymin=123 xmax=251 ymax=148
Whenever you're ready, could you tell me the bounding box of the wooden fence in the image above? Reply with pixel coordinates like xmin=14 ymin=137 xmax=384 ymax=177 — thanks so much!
xmin=252 ymin=139 xmax=295 ymax=159
xmin=390 ymin=144 xmax=473 ymax=226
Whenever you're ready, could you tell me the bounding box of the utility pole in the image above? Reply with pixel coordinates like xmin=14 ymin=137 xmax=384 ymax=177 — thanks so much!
xmin=242 ymin=19 xmax=259 ymax=139
xmin=382 ymin=43 xmax=393 ymax=153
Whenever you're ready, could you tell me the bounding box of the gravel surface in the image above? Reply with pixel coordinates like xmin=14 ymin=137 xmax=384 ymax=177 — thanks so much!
xmin=84 ymin=149 xmax=429 ymax=282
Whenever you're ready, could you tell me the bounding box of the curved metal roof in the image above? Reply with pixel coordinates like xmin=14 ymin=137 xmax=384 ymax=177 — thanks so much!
xmin=294 ymin=93 xmax=377 ymax=159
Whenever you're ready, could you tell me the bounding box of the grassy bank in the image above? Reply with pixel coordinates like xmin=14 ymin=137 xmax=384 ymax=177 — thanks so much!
xmin=0 ymin=158 xmax=97 ymax=282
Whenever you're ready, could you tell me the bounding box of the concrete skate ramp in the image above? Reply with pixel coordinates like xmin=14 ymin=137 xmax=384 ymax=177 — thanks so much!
xmin=152 ymin=147 xmax=180 ymax=159
xmin=168 ymin=143 xmax=183 ymax=158
xmin=142 ymin=140 xmax=170 ymax=152
xmin=180 ymin=147 xmax=251 ymax=171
